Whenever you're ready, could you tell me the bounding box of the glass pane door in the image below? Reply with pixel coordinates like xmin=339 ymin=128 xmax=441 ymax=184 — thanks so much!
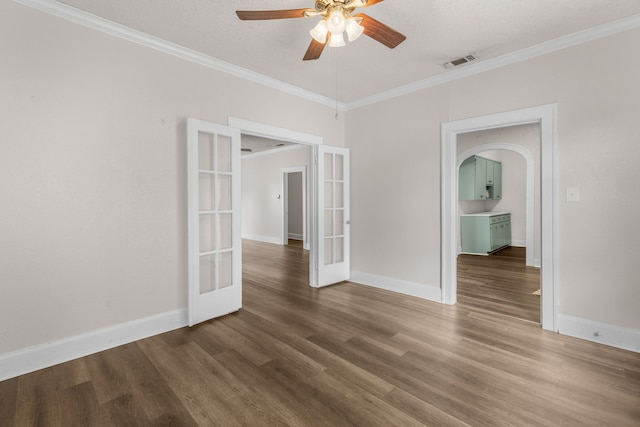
xmin=317 ymin=146 xmax=350 ymax=286
xmin=187 ymin=119 xmax=241 ymax=326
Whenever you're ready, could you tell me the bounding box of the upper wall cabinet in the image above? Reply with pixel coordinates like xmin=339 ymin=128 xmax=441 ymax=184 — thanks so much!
xmin=459 ymin=155 xmax=502 ymax=200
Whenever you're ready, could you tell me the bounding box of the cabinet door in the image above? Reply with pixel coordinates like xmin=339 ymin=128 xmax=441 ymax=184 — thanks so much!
xmin=486 ymin=160 xmax=494 ymax=186
xmin=474 ymin=157 xmax=487 ymax=199
xmin=490 ymin=223 xmax=500 ymax=251
xmin=493 ymin=162 xmax=502 ymax=199
xmin=458 ymin=157 xmax=476 ymax=200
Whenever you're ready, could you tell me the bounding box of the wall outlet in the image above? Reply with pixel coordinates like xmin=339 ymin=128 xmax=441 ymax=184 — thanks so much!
xmin=566 ymin=187 xmax=580 ymax=202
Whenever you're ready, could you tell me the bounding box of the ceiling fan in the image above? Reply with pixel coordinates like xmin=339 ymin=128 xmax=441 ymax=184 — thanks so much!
xmin=236 ymin=0 xmax=406 ymax=61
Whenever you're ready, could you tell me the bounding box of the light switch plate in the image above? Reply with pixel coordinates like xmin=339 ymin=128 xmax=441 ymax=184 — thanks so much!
xmin=566 ymin=187 xmax=580 ymax=202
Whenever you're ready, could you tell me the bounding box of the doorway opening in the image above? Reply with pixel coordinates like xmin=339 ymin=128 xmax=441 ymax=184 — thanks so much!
xmin=231 ymin=117 xmax=350 ymax=290
xmin=282 ymin=167 xmax=308 ymax=250
xmin=229 ymin=117 xmax=320 ymax=287
xmin=240 ymin=138 xmax=311 ymax=287
xmin=456 ymin=140 xmax=541 ymax=323
xmin=441 ymin=104 xmax=557 ymax=331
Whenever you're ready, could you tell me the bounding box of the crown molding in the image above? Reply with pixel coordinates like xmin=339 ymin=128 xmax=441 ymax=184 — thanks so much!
xmin=12 ymin=0 xmax=346 ymax=110
xmin=12 ymin=1 xmax=640 ymax=112
xmin=345 ymin=13 xmax=640 ymax=110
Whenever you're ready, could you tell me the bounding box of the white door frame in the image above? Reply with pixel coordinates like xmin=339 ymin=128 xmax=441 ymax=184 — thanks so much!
xmin=281 ymin=166 xmax=308 ymax=250
xmin=458 ymin=144 xmax=537 ymax=267
xmin=228 ymin=117 xmax=322 ymax=286
xmin=441 ymin=104 xmax=557 ymax=331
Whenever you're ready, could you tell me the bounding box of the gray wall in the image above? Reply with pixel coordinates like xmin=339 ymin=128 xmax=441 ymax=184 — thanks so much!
xmin=0 ymin=2 xmax=341 ymax=355
xmin=241 ymin=147 xmax=309 ymax=243
xmin=346 ymin=28 xmax=640 ymax=331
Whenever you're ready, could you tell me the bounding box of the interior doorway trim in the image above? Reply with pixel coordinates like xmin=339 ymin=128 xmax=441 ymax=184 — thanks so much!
xmin=441 ymin=104 xmax=557 ymax=331
xmin=228 ymin=117 xmax=322 ymax=286
xmin=458 ymin=144 xmax=536 ymax=267
xmin=281 ymin=167 xmax=308 ymax=250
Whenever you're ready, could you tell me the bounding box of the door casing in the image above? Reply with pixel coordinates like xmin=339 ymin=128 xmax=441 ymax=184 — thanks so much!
xmin=441 ymin=104 xmax=557 ymax=331
xmin=228 ymin=117 xmax=323 ymax=286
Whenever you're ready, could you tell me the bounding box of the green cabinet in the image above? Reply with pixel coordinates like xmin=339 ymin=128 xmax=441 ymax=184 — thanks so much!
xmin=460 ymin=213 xmax=511 ymax=254
xmin=459 ymin=155 xmax=502 ymax=200
xmin=492 ymin=162 xmax=502 ymax=200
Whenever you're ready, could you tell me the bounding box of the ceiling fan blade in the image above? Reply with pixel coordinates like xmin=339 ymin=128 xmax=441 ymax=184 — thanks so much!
xmin=236 ymin=9 xmax=314 ymax=20
xmin=354 ymin=13 xmax=406 ymax=49
xmin=303 ymin=37 xmax=327 ymax=61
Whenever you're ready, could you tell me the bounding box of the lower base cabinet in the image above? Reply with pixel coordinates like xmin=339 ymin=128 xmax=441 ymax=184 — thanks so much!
xmin=460 ymin=212 xmax=511 ymax=254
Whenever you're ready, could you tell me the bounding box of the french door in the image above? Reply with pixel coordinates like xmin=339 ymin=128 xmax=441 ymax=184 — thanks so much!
xmin=317 ymin=146 xmax=350 ymax=286
xmin=187 ymin=118 xmax=242 ymax=326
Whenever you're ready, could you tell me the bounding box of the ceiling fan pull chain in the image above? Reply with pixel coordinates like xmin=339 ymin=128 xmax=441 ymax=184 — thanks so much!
xmin=335 ymin=49 xmax=339 ymax=120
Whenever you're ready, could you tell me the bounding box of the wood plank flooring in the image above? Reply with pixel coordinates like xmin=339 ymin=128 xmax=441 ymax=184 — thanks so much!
xmin=457 ymin=246 xmax=541 ymax=323
xmin=1 ymin=240 xmax=639 ymax=426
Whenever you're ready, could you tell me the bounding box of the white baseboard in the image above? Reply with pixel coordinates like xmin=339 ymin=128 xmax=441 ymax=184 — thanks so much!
xmin=557 ymin=313 xmax=640 ymax=353
xmin=350 ymin=271 xmax=442 ymax=303
xmin=0 ymin=308 xmax=188 ymax=382
xmin=242 ymin=233 xmax=282 ymax=245
xmin=288 ymin=233 xmax=303 ymax=241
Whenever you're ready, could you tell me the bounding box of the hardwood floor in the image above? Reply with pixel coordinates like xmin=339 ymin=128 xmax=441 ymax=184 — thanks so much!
xmin=457 ymin=246 xmax=541 ymax=323
xmin=1 ymin=240 xmax=639 ymax=426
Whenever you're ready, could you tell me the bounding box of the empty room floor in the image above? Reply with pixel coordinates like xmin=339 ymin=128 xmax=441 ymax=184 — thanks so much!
xmin=1 ymin=240 xmax=639 ymax=426
xmin=457 ymin=246 xmax=541 ymax=323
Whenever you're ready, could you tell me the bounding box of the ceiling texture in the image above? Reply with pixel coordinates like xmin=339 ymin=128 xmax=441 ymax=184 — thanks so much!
xmin=49 ymin=0 xmax=640 ymax=106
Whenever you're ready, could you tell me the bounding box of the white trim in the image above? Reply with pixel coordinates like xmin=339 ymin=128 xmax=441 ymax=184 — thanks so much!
xmin=0 ymin=309 xmax=188 ymax=382
xmin=458 ymin=143 xmax=536 ymax=267
xmin=441 ymin=104 xmax=557 ymax=332
xmin=511 ymin=240 xmax=527 ymax=247
xmin=350 ymin=271 xmax=442 ymax=303
xmin=557 ymin=314 xmax=640 ymax=353
xmin=13 ymin=1 xmax=640 ymax=111
xmin=229 ymin=117 xmax=322 ymax=286
xmin=11 ymin=0 xmax=343 ymax=110
xmin=288 ymin=233 xmax=303 ymax=240
xmin=229 ymin=118 xmax=324 ymax=146
xmin=242 ymin=233 xmax=282 ymax=245
xmin=346 ymin=14 xmax=640 ymax=110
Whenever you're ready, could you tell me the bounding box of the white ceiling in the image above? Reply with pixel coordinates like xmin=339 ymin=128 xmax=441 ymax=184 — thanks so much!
xmin=54 ymin=0 xmax=640 ymax=104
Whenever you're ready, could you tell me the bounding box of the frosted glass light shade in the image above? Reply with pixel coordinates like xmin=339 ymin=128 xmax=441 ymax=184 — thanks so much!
xmin=327 ymin=10 xmax=346 ymax=34
xmin=329 ymin=32 xmax=346 ymax=47
xmin=345 ymin=18 xmax=364 ymax=41
xmin=310 ymin=20 xmax=329 ymax=43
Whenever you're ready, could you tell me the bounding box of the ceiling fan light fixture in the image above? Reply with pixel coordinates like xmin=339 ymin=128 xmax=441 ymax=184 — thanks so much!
xmin=329 ymin=32 xmax=346 ymax=47
xmin=236 ymin=0 xmax=407 ymax=61
xmin=345 ymin=17 xmax=364 ymax=41
xmin=327 ymin=10 xmax=347 ymax=34
xmin=310 ymin=19 xmax=329 ymax=43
